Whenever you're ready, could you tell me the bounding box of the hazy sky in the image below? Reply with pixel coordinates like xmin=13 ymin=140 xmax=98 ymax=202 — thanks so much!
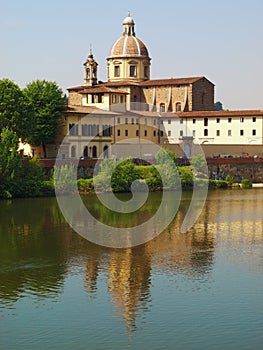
xmin=1 ymin=0 xmax=262 ymax=110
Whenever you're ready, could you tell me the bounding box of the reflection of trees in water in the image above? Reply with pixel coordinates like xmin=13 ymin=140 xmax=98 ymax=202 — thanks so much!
xmin=82 ymin=192 xmax=162 ymax=227
xmin=0 ymin=198 xmax=76 ymax=306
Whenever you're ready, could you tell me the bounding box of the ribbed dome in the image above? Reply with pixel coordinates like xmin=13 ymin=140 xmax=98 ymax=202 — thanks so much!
xmin=109 ymin=36 xmax=149 ymax=57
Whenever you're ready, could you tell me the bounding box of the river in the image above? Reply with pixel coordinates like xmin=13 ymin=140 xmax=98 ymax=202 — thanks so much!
xmin=0 ymin=189 xmax=263 ymax=349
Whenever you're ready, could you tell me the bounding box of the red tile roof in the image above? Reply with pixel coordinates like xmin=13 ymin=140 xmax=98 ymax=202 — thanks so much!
xmin=177 ymin=110 xmax=263 ymax=117
xmin=79 ymin=86 xmax=128 ymax=94
xmin=139 ymin=76 xmax=211 ymax=86
xmin=66 ymin=105 xmax=119 ymax=115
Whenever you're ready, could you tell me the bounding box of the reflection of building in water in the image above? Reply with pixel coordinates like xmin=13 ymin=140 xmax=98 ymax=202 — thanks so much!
xmin=107 ymin=245 xmax=152 ymax=333
xmin=83 ymin=202 xmax=217 ymax=333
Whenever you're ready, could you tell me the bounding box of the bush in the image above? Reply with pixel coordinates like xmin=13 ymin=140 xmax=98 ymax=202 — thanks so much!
xmin=41 ymin=180 xmax=55 ymax=196
xmin=209 ymin=179 xmax=228 ymax=189
xmin=241 ymin=179 xmax=252 ymax=189
xmin=9 ymin=158 xmax=45 ymax=197
xmin=77 ymin=178 xmax=94 ymax=193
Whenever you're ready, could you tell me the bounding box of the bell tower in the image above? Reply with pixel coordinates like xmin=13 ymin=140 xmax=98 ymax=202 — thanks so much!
xmin=84 ymin=48 xmax=98 ymax=86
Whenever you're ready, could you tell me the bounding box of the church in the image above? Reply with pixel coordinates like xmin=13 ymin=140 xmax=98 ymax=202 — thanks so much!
xmin=52 ymin=13 xmax=263 ymax=160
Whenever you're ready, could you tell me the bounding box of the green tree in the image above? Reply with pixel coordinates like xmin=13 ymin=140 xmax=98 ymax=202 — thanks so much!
xmin=0 ymin=79 xmax=31 ymax=139
xmin=214 ymin=101 xmax=223 ymax=111
xmin=0 ymin=128 xmax=21 ymax=198
xmin=23 ymin=80 xmax=67 ymax=158
xmin=155 ymin=148 xmax=177 ymax=165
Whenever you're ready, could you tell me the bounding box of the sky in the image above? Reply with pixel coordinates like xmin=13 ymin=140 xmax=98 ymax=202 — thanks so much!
xmin=1 ymin=0 xmax=263 ymax=110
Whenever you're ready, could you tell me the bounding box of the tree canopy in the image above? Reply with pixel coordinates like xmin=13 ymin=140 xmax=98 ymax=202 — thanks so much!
xmin=214 ymin=101 xmax=223 ymax=111
xmin=0 ymin=79 xmax=32 ymax=140
xmin=23 ymin=80 xmax=67 ymax=158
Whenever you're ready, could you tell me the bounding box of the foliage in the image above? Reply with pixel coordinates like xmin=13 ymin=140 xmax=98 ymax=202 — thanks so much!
xmin=0 ymin=79 xmax=31 ymax=140
xmin=111 ymin=159 xmax=140 ymax=192
xmin=178 ymin=166 xmax=193 ymax=190
xmin=209 ymin=179 xmax=228 ymax=189
xmin=23 ymin=80 xmax=67 ymax=158
xmin=191 ymin=154 xmax=207 ymax=174
xmin=225 ymin=174 xmax=234 ymax=186
xmin=77 ymin=178 xmax=94 ymax=193
xmin=0 ymin=128 xmax=21 ymax=197
xmin=241 ymin=179 xmax=252 ymax=188
xmin=9 ymin=158 xmax=45 ymax=197
xmin=41 ymin=180 xmax=55 ymax=196
xmin=214 ymin=101 xmax=223 ymax=111
xmin=155 ymin=148 xmax=177 ymax=165
xmin=53 ymin=165 xmax=77 ymax=194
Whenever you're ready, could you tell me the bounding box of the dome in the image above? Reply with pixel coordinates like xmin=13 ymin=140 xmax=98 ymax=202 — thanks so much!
xmin=109 ymin=35 xmax=149 ymax=57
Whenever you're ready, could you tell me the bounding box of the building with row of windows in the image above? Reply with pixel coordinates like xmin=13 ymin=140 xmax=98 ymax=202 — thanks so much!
xmin=51 ymin=13 xmax=263 ymax=160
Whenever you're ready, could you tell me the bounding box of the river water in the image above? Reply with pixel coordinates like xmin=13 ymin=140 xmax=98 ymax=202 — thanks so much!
xmin=0 ymin=190 xmax=262 ymax=349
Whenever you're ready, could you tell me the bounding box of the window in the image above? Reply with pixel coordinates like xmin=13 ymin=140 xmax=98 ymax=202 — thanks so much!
xmin=160 ymin=103 xmax=165 ymax=112
xmin=144 ymin=66 xmax=148 ymax=78
xmin=168 ymin=119 xmax=171 ymax=124
xmin=112 ymin=95 xmax=116 ymax=104
xmin=71 ymin=145 xmax=76 ymax=158
xmin=117 ymin=129 xmax=121 ymax=136
xmin=153 ymin=119 xmax=156 ymax=126
xmin=216 ymin=130 xmax=220 ymax=136
xmin=240 ymin=130 xmax=244 ymax=136
xmin=252 ymin=129 xmax=256 ymax=136
xmin=83 ymin=146 xmax=88 ymax=157
xmin=82 ymin=124 xmax=88 ymax=136
xmin=102 ymin=125 xmax=111 ymax=137
xmin=144 ymin=130 xmax=147 ymax=137
xmin=136 ymin=118 xmax=139 ymax=125
xmin=144 ymin=118 xmax=147 ymax=125
xmin=252 ymin=117 xmax=256 ymax=122
xmin=192 ymin=130 xmax=196 ymax=137
xmin=240 ymin=117 xmax=244 ymax=123
xmin=91 ymin=124 xmax=99 ymax=136
xmin=69 ymin=123 xmax=78 ymax=136
xmin=180 ymin=130 xmax=183 ymax=137
xmin=131 ymin=118 xmax=134 ymax=124
xmin=216 ymin=118 xmax=220 ymax=123
xmin=117 ymin=117 xmax=121 ymax=124
xmin=228 ymin=118 xmax=232 ymax=123
xmin=193 ymin=118 xmax=196 ymax=124
xmin=92 ymin=145 xmax=97 ymax=158
xmin=204 ymin=129 xmax=208 ymax=136
xmin=136 ymin=130 xmax=139 ymax=137
xmin=125 ymin=118 xmax=128 ymax=124
xmin=114 ymin=65 xmax=120 ymax=77
xmin=228 ymin=130 xmax=232 ymax=136
xmin=168 ymin=130 xmax=171 ymax=137
xmin=180 ymin=118 xmax=183 ymax=124
xmin=176 ymin=103 xmax=182 ymax=112
xmin=125 ymin=130 xmax=128 ymax=137
xmin=204 ymin=117 xmax=208 ymax=126
xmin=160 ymin=131 xmax=164 ymax=137
xmin=120 ymin=95 xmax=124 ymax=104
xmin=130 ymin=65 xmax=136 ymax=77
xmin=153 ymin=130 xmax=156 ymax=137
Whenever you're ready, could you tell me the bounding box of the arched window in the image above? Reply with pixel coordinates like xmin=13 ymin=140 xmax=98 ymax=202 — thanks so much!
xmin=160 ymin=103 xmax=165 ymax=112
xmin=204 ymin=129 xmax=208 ymax=136
xmin=176 ymin=103 xmax=182 ymax=112
xmin=92 ymin=146 xmax=97 ymax=158
xmin=103 ymin=145 xmax=109 ymax=158
xmin=83 ymin=146 xmax=88 ymax=157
